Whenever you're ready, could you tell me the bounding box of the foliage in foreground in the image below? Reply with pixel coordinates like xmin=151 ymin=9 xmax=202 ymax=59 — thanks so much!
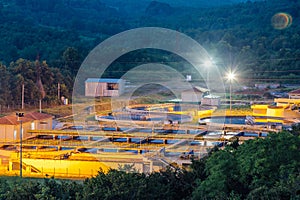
xmin=0 ymin=131 xmax=299 ymax=200
xmin=193 ymin=131 xmax=300 ymax=199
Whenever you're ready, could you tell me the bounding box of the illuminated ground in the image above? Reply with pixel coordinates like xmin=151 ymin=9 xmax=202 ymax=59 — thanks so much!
xmin=1 ymin=99 xmax=297 ymax=179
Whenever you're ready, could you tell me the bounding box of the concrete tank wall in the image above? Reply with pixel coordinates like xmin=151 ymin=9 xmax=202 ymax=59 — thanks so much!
xmin=266 ymin=106 xmax=284 ymax=118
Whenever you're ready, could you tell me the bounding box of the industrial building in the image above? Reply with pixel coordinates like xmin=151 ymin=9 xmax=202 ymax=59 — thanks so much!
xmin=85 ymin=78 xmax=125 ymax=97
xmin=201 ymin=95 xmax=221 ymax=106
xmin=288 ymin=89 xmax=300 ymax=99
xmin=0 ymin=112 xmax=53 ymax=140
xmin=181 ymin=86 xmax=210 ymax=103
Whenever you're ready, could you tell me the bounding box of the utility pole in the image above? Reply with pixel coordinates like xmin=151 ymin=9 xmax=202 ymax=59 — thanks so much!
xmin=21 ymin=84 xmax=24 ymax=110
xmin=39 ymin=99 xmax=42 ymax=113
xmin=16 ymin=112 xmax=24 ymax=178
xmin=58 ymin=83 xmax=60 ymax=100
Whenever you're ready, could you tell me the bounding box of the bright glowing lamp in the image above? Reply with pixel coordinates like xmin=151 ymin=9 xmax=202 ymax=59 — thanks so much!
xmin=226 ymin=71 xmax=237 ymax=115
xmin=227 ymin=72 xmax=236 ymax=81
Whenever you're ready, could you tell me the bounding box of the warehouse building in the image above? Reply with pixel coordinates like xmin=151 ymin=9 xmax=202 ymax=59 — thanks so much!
xmin=0 ymin=112 xmax=53 ymax=140
xmin=85 ymin=78 xmax=125 ymax=97
xmin=288 ymin=88 xmax=300 ymax=99
xmin=181 ymin=86 xmax=210 ymax=103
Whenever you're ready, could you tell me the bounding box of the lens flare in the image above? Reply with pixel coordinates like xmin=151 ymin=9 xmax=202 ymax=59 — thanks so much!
xmin=271 ymin=12 xmax=292 ymax=30
xmin=72 ymin=27 xmax=226 ymax=163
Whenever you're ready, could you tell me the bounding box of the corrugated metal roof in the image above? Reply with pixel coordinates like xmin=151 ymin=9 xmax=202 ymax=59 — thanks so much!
xmin=194 ymin=86 xmax=210 ymax=93
xmin=288 ymin=88 xmax=300 ymax=94
xmin=25 ymin=112 xmax=53 ymax=120
xmin=0 ymin=115 xmax=32 ymax=125
xmin=85 ymin=78 xmax=122 ymax=83
xmin=182 ymin=86 xmax=210 ymax=93
xmin=0 ymin=112 xmax=53 ymax=125
xmin=203 ymin=94 xmax=220 ymax=99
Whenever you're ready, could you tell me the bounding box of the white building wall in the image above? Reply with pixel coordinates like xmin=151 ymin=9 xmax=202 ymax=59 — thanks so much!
xmin=202 ymin=98 xmax=220 ymax=106
xmin=181 ymin=91 xmax=202 ymax=103
xmin=85 ymin=80 xmax=125 ymax=97
xmin=289 ymin=94 xmax=300 ymax=99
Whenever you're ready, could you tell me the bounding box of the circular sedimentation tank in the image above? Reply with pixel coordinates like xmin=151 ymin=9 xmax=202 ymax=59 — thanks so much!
xmin=97 ymin=103 xmax=216 ymax=124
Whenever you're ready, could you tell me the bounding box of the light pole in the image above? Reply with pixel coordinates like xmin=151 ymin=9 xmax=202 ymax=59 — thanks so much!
xmin=226 ymin=72 xmax=236 ymax=116
xmin=16 ymin=112 xmax=24 ymax=178
xmin=204 ymin=59 xmax=213 ymax=84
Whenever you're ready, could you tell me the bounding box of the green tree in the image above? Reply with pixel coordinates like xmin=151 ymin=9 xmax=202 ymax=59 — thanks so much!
xmin=192 ymin=132 xmax=300 ymax=199
xmin=62 ymin=47 xmax=81 ymax=77
xmin=9 ymin=59 xmax=41 ymax=106
xmin=0 ymin=63 xmax=11 ymax=110
xmin=82 ymin=169 xmax=146 ymax=200
xmin=192 ymin=149 xmax=242 ymax=199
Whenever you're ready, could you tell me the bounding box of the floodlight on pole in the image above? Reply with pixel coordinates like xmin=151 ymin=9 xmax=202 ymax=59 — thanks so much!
xmin=226 ymin=71 xmax=236 ymax=115
xmin=204 ymin=59 xmax=213 ymax=84
xmin=227 ymin=72 xmax=236 ymax=82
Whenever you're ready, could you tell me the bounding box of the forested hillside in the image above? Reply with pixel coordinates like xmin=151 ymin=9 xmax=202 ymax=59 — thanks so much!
xmin=0 ymin=0 xmax=299 ymax=109
xmin=101 ymin=0 xmax=260 ymax=9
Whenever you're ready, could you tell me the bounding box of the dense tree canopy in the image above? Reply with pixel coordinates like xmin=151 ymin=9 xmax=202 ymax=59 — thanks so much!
xmin=0 ymin=0 xmax=300 ymax=107
xmin=193 ymin=132 xmax=300 ymax=199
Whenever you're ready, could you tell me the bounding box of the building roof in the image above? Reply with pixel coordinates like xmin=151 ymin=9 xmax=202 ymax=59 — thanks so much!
xmin=182 ymin=86 xmax=210 ymax=93
xmin=235 ymin=90 xmax=265 ymax=96
xmin=288 ymin=89 xmax=300 ymax=95
xmin=203 ymin=94 xmax=220 ymax=99
xmin=25 ymin=112 xmax=53 ymax=120
xmin=0 ymin=115 xmax=32 ymax=125
xmin=85 ymin=78 xmax=122 ymax=83
xmin=0 ymin=112 xmax=53 ymax=125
